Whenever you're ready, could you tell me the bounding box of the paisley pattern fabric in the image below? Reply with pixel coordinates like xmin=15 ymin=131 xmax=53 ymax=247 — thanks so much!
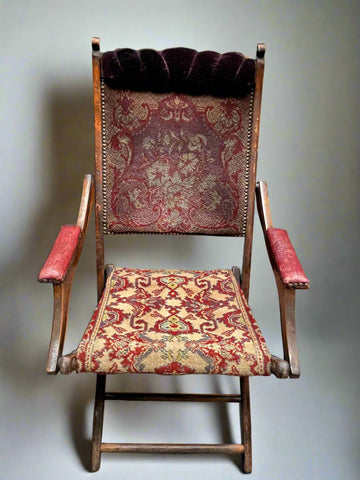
xmin=75 ymin=268 xmax=271 ymax=376
xmin=101 ymin=87 xmax=254 ymax=236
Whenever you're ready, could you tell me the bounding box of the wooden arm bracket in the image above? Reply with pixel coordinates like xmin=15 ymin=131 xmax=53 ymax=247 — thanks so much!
xmin=58 ymin=351 xmax=77 ymax=374
xmin=270 ymin=355 xmax=290 ymax=379
xmin=274 ymin=273 xmax=300 ymax=378
xmin=256 ymin=180 xmax=303 ymax=378
xmin=46 ymin=174 xmax=94 ymax=374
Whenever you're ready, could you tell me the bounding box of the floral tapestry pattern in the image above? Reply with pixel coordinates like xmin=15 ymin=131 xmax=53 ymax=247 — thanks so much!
xmin=75 ymin=268 xmax=271 ymax=376
xmin=102 ymin=87 xmax=253 ymax=235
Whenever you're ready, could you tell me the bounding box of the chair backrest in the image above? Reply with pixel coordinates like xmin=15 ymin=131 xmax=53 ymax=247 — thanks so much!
xmin=91 ymin=38 xmax=265 ymax=298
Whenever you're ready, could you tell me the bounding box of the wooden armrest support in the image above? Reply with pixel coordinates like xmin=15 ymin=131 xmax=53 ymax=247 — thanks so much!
xmin=256 ymin=180 xmax=310 ymax=378
xmin=39 ymin=174 xmax=94 ymax=374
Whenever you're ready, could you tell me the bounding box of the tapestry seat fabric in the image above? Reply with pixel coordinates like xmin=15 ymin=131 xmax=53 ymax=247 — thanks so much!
xmin=75 ymin=267 xmax=271 ymax=376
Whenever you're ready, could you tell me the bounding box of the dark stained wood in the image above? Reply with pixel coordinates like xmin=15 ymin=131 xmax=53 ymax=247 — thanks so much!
xmin=256 ymin=180 xmax=301 ymax=378
xmin=46 ymin=277 xmax=72 ymax=373
xmin=101 ymin=443 xmax=245 ymax=454
xmin=77 ymin=174 xmax=95 ymax=231
xmin=240 ymin=377 xmax=252 ymax=473
xmin=91 ymin=374 xmax=106 ymax=472
xmin=241 ymin=44 xmax=266 ymax=301
xmin=275 ymin=273 xmax=300 ymax=378
xmin=104 ymin=392 xmax=241 ymax=402
xmin=105 ymin=263 xmax=114 ymax=281
xmin=92 ymin=38 xmax=105 ymax=301
xmin=271 ymin=355 xmax=290 ymax=379
xmin=46 ymin=174 xmax=94 ymax=374
xmin=237 ymin=49 xmax=265 ymax=472
xmin=58 ymin=350 xmax=76 ymax=374
xmin=92 ymin=36 xmax=100 ymax=52
xmin=231 ymin=265 xmax=242 ymax=287
xmin=255 ymin=180 xmax=273 ymax=231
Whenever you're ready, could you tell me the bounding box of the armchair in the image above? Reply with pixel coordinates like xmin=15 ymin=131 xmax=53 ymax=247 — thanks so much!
xmin=38 ymin=38 xmax=309 ymax=474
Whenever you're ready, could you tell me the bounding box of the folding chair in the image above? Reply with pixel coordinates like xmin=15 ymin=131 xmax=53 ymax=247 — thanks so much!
xmin=38 ymin=37 xmax=309 ymax=473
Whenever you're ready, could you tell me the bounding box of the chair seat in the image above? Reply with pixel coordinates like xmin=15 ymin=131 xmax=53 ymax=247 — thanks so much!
xmin=75 ymin=267 xmax=271 ymax=376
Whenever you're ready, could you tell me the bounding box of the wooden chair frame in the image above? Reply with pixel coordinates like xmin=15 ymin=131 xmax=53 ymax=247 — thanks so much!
xmin=39 ymin=37 xmax=309 ymax=474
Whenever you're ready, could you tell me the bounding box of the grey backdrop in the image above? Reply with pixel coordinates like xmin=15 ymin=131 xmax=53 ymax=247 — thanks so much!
xmin=1 ymin=1 xmax=359 ymax=479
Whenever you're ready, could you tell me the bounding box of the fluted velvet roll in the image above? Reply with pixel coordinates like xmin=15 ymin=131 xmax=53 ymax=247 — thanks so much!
xmin=101 ymin=47 xmax=255 ymax=97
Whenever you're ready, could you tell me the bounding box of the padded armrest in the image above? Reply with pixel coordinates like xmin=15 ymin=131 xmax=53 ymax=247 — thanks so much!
xmin=38 ymin=225 xmax=82 ymax=284
xmin=266 ymin=227 xmax=309 ymax=289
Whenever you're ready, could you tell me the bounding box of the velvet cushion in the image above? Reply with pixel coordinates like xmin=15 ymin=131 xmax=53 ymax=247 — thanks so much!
xmin=75 ymin=268 xmax=271 ymax=376
xmin=38 ymin=225 xmax=81 ymax=284
xmin=101 ymin=47 xmax=255 ymax=97
xmin=266 ymin=227 xmax=309 ymax=288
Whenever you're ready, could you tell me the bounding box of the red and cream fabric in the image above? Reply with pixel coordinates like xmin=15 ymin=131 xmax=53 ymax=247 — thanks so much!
xmin=101 ymin=88 xmax=254 ymax=236
xmin=266 ymin=227 xmax=310 ymax=288
xmin=75 ymin=267 xmax=271 ymax=376
xmin=38 ymin=225 xmax=81 ymax=284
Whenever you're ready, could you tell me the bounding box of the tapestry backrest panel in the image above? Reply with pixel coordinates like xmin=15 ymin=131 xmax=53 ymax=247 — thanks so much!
xmin=100 ymin=48 xmax=256 ymax=236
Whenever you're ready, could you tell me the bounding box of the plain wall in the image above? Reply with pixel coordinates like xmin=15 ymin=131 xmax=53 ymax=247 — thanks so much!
xmin=1 ymin=1 xmax=359 ymax=479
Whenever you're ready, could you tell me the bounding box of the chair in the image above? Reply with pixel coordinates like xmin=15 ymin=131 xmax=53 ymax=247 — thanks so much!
xmin=38 ymin=37 xmax=309 ymax=474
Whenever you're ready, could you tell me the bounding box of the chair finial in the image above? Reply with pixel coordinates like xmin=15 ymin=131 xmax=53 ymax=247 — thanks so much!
xmin=92 ymin=37 xmax=100 ymax=52
xmin=256 ymin=43 xmax=266 ymax=59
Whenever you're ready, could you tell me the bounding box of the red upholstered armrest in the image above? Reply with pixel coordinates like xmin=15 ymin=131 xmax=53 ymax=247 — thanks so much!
xmin=266 ymin=227 xmax=309 ymax=289
xmin=38 ymin=225 xmax=82 ymax=284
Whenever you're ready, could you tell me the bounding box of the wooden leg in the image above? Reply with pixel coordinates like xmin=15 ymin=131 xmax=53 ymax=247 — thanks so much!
xmin=91 ymin=374 xmax=106 ymax=472
xmin=240 ymin=377 xmax=252 ymax=474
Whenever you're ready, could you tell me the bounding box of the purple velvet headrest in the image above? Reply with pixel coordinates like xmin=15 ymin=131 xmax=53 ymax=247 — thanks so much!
xmin=101 ymin=47 xmax=255 ymax=97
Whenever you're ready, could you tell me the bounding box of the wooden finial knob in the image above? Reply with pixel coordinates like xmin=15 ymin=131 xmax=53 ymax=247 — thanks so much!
xmin=256 ymin=43 xmax=266 ymax=59
xmin=92 ymin=37 xmax=100 ymax=52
